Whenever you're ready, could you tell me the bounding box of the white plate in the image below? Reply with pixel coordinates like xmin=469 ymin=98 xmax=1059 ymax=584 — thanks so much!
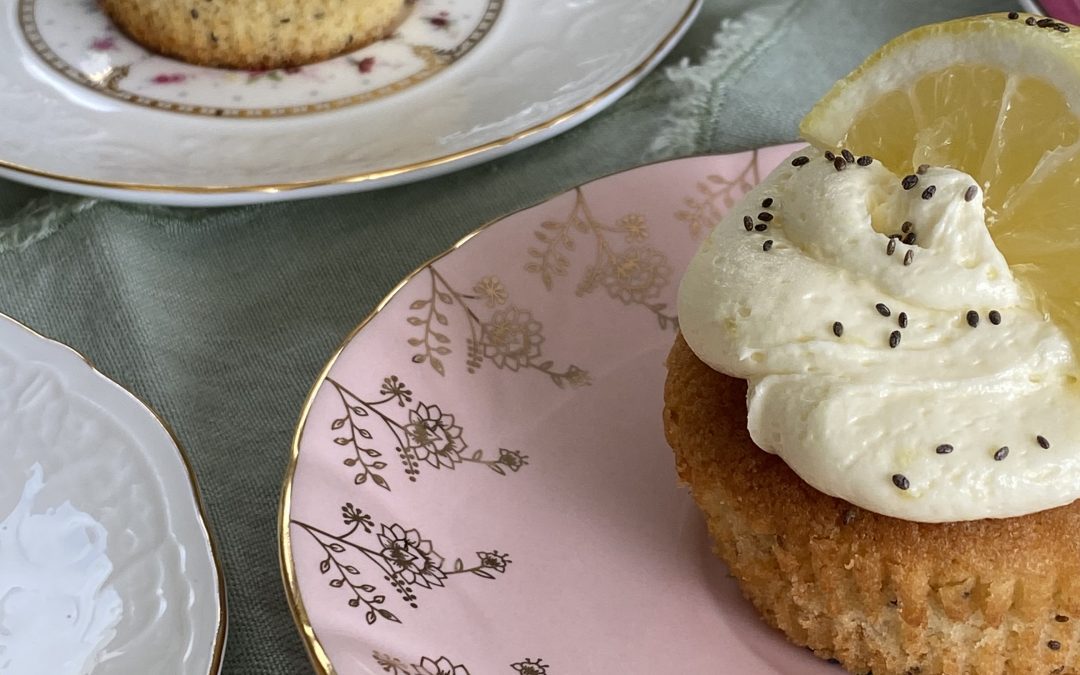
xmin=0 ymin=314 xmax=225 ymax=674
xmin=0 ymin=0 xmax=701 ymax=206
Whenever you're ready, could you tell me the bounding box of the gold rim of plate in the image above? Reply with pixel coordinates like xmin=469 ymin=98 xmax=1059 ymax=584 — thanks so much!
xmin=278 ymin=219 xmax=490 ymax=674
xmin=1 ymin=0 xmax=701 ymax=195
xmin=3 ymin=312 xmax=228 ymax=675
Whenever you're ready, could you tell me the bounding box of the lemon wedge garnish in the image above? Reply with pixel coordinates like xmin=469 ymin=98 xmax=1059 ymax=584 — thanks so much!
xmin=800 ymin=13 xmax=1080 ymax=347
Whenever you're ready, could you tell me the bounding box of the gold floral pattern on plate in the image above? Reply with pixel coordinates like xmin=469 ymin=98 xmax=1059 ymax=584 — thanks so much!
xmin=675 ymin=150 xmax=761 ymax=238
xmin=292 ymin=503 xmax=512 ymax=625
xmin=525 ymin=188 xmax=678 ymax=330
xmin=372 ymin=651 xmax=550 ymax=674
xmin=326 ymin=374 xmax=528 ymax=491
xmin=406 ymin=267 xmax=590 ymax=387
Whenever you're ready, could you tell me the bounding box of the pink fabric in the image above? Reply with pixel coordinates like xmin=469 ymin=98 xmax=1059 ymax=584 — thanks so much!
xmin=1041 ymin=0 xmax=1080 ymax=23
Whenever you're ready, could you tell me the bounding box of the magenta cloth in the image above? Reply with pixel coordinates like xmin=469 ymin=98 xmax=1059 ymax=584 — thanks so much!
xmin=1041 ymin=0 xmax=1080 ymax=23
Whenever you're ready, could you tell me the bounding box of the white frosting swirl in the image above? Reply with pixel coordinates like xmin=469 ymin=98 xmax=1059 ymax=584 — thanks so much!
xmin=0 ymin=464 xmax=122 ymax=674
xmin=678 ymin=148 xmax=1080 ymax=522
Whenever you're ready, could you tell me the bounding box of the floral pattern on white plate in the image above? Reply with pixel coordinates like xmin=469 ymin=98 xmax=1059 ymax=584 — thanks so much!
xmin=19 ymin=0 xmax=502 ymax=117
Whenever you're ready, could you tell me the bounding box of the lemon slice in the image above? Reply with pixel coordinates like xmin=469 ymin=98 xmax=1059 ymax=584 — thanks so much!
xmin=800 ymin=13 xmax=1080 ymax=347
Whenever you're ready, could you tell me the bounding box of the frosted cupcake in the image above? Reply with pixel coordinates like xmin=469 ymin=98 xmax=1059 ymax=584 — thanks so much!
xmin=664 ymin=12 xmax=1080 ymax=675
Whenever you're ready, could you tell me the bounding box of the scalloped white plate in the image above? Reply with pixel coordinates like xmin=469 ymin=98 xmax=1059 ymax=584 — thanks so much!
xmin=0 ymin=0 xmax=700 ymax=206
xmin=0 ymin=314 xmax=225 ymax=674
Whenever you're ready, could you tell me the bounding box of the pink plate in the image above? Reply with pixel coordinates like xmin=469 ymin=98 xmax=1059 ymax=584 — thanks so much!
xmin=280 ymin=144 xmax=844 ymax=674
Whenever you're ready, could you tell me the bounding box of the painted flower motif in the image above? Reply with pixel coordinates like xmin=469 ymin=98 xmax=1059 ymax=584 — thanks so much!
xmin=473 ymin=276 xmax=508 ymax=307
xmin=373 ymin=651 xmax=410 ymax=673
xmin=380 ymin=375 xmax=413 ymax=406
xmin=89 ymin=36 xmax=117 ymax=51
xmin=418 ymin=656 xmax=469 ymax=675
xmin=340 ymin=503 xmax=374 ymax=532
xmin=564 ymin=365 xmax=591 ymax=388
xmin=426 ymin=11 xmax=453 ymax=29
xmin=496 ymin=448 xmax=528 ymax=473
xmin=407 ymin=403 xmax=464 ymax=469
xmin=599 ymin=246 xmax=671 ymax=305
xmin=512 ymin=659 xmax=549 ymax=675
xmin=377 ymin=524 xmax=447 ymax=589
xmin=480 ymin=307 xmax=544 ymax=371
xmin=151 ymin=73 xmax=186 ymax=84
xmin=476 ymin=550 xmax=511 ymax=573
xmin=618 ymin=213 xmax=648 ymax=242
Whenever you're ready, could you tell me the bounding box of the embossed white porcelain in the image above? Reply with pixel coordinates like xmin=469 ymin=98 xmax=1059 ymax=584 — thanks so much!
xmin=0 ymin=464 xmax=123 ymax=675
xmin=1024 ymin=0 xmax=1080 ymax=23
xmin=0 ymin=314 xmax=225 ymax=674
xmin=0 ymin=0 xmax=701 ymax=206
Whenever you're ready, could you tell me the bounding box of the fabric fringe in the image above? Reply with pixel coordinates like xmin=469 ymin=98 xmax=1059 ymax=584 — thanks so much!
xmin=0 ymin=193 xmax=98 ymax=253
xmin=649 ymin=0 xmax=800 ymax=160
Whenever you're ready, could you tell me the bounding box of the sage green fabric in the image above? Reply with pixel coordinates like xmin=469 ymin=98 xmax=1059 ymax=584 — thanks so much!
xmin=0 ymin=0 xmax=1010 ymax=671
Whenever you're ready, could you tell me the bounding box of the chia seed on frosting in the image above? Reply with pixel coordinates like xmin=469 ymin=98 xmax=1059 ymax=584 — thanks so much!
xmin=678 ymin=147 xmax=1080 ymax=522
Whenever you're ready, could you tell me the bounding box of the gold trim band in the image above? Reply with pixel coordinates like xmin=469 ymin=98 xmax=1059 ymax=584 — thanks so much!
xmin=1 ymin=0 xmax=702 ymax=196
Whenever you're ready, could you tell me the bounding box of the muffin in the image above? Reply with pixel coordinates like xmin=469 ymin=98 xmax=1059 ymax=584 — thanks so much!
xmin=665 ymin=332 xmax=1080 ymax=675
xmin=664 ymin=14 xmax=1080 ymax=672
xmin=665 ymin=144 xmax=1080 ymax=673
xmin=100 ymin=0 xmax=407 ymax=70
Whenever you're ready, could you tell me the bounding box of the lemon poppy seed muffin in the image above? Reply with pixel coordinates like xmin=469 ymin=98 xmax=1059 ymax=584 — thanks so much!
xmin=666 ymin=13 xmax=1080 ymax=675
xmin=100 ymin=0 xmax=407 ymax=70
xmin=667 ymin=145 xmax=1080 ymax=673
xmin=664 ymin=333 xmax=1080 ymax=675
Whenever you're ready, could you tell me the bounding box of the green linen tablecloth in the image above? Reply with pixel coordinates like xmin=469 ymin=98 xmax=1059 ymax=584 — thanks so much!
xmin=0 ymin=0 xmax=1009 ymax=671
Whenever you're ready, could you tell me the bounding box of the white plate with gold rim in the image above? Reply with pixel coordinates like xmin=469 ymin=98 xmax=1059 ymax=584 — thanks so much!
xmin=0 ymin=0 xmax=701 ymax=207
xmin=0 ymin=313 xmax=226 ymax=674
